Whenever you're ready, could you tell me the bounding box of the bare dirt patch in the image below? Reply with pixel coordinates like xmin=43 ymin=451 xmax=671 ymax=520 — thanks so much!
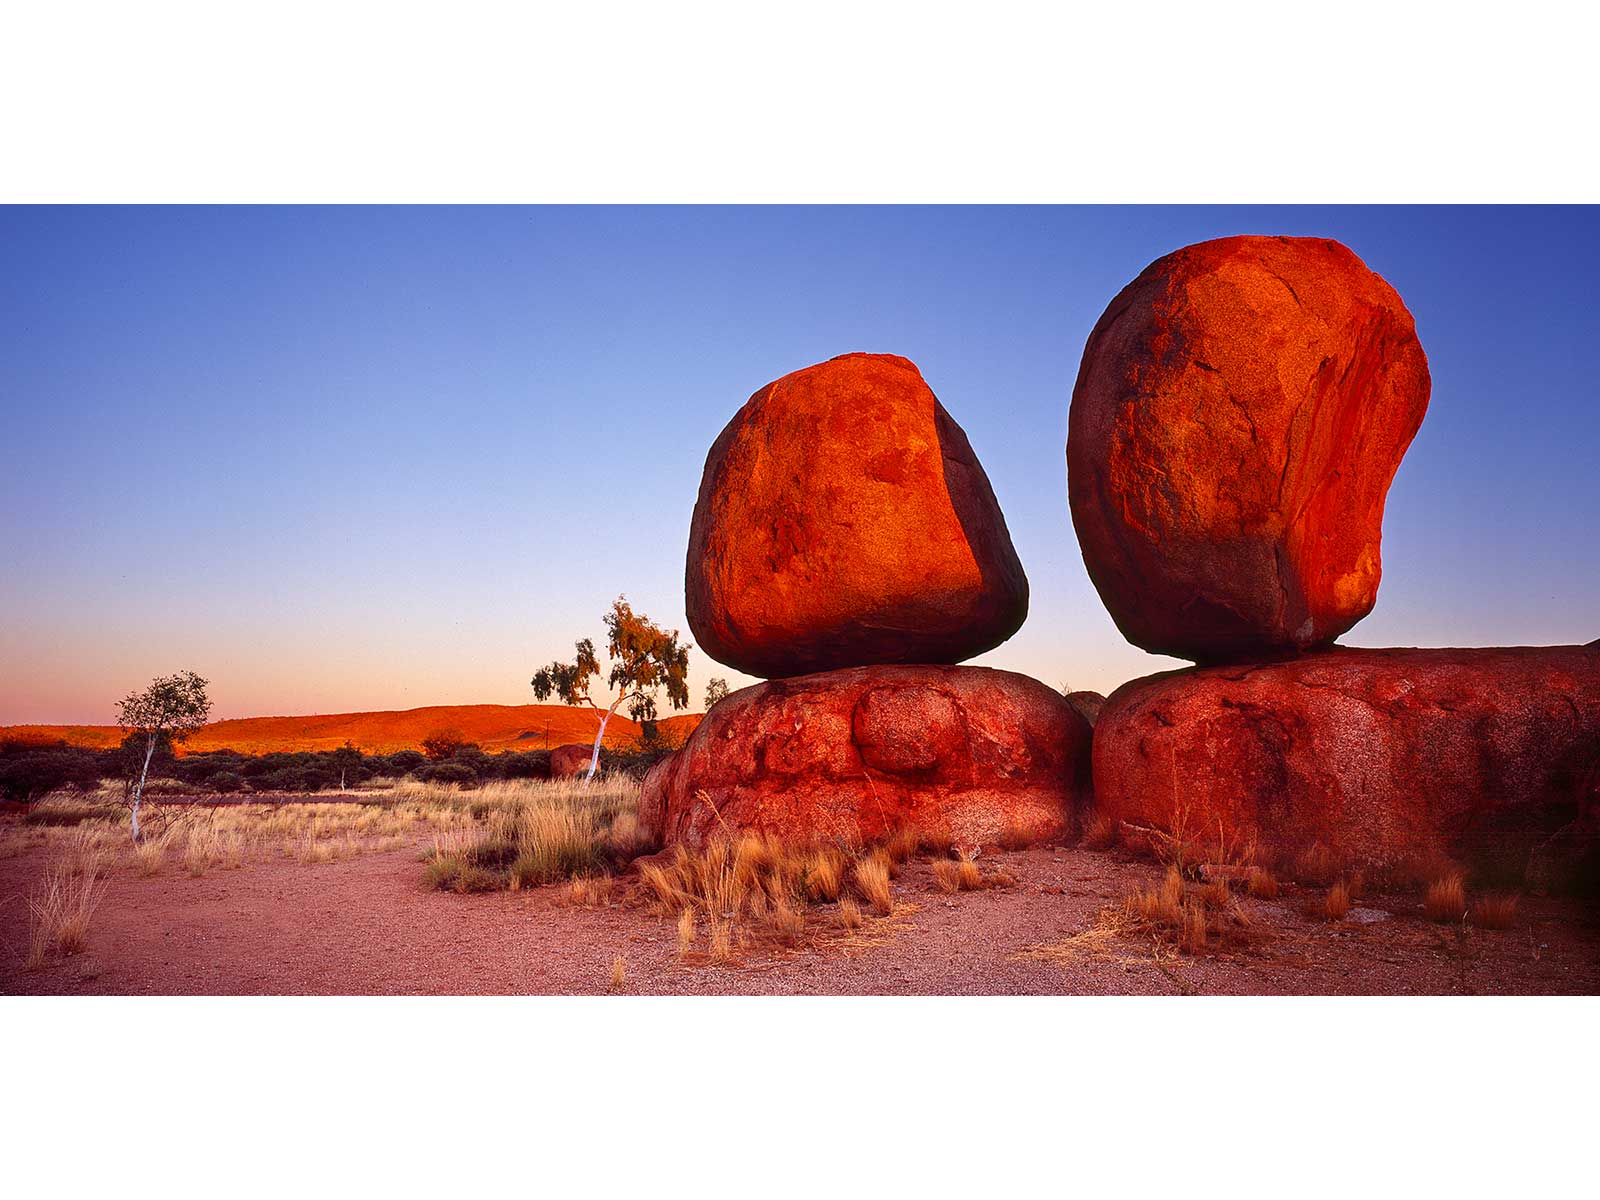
xmin=3 ymin=824 xmax=1597 ymax=995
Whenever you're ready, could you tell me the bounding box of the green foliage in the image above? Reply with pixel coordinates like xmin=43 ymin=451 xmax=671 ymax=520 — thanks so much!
xmin=604 ymin=596 xmax=690 ymax=716
xmin=530 ymin=639 xmax=601 ymax=706
xmin=530 ymin=595 xmax=692 ymax=732
xmin=705 ymin=677 xmax=730 ymax=708
xmin=0 ymin=748 xmax=102 ymax=805
xmin=416 ymin=762 xmax=478 ymax=788
xmin=420 ymin=730 xmax=475 ymax=761
xmin=423 ymin=855 xmax=502 ymax=894
xmin=116 ymin=671 xmax=211 ymax=743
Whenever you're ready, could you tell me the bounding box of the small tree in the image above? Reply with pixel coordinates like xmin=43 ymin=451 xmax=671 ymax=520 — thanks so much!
xmin=531 ymin=595 xmax=690 ymax=782
xmin=330 ymin=740 xmax=363 ymax=790
xmin=116 ymin=671 xmax=211 ymax=841
xmin=421 ymin=730 xmax=472 ymax=761
xmin=704 ymin=677 xmax=730 ymax=709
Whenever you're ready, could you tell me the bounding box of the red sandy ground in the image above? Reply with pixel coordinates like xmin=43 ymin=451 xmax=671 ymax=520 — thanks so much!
xmin=2 ymin=705 xmax=704 ymax=755
xmin=3 ymin=833 xmax=1597 ymax=996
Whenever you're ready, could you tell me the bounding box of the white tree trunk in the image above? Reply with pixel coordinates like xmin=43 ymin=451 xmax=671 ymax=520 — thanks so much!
xmin=131 ymin=732 xmax=157 ymax=842
xmin=586 ymin=695 xmax=627 ymax=783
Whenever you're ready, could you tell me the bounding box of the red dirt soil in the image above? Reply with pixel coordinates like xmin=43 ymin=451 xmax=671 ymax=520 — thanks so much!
xmin=4 ymin=833 xmax=1596 ymax=996
xmin=2 ymin=705 xmax=704 ymax=756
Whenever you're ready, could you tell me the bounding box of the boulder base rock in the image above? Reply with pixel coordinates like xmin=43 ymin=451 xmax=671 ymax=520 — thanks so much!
xmin=686 ymin=353 xmax=1028 ymax=678
xmin=639 ymin=665 xmax=1091 ymax=848
xmin=549 ymin=743 xmax=595 ymax=779
xmin=1067 ymin=235 xmax=1431 ymax=663
xmin=1092 ymin=644 xmax=1600 ymax=884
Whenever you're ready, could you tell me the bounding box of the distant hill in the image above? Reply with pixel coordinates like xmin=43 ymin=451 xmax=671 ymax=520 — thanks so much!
xmin=1 ymin=703 xmax=704 ymax=756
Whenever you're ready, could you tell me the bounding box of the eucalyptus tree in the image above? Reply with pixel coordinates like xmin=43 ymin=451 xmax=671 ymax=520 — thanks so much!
xmin=116 ymin=671 xmax=212 ymax=841
xmin=531 ymin=596 xmax=690 ymax=782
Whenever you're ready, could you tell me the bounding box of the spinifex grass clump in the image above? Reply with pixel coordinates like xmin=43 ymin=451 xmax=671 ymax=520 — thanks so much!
xmin=932 ymin=852 xmax=985 ymax=894
xmin=640 ymin=833 xmax=896 ymax=963
xmin=26 ymin=834 xmax=110 ymax=969
xmin=1122 ymin=864 xmax=1252 ymax=955
xmin=421 ymin=775 xmax=645 ymax=893
xmin=1424 ymin=871 xmax=1468 ymax=923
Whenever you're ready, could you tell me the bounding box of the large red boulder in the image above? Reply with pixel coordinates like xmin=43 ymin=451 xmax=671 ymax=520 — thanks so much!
xmin=638 ymin=665 xmax=1091 ymax=848
xmin=686 ymin=353 xmax=1029 ymax=678
xmin=1092 ymin=644 xmax=1600 ymax=884
xmin=549 ymin=743 xmax=595 ymax=779
xmin=1067 ymin=236 xmax=1431 ymax=663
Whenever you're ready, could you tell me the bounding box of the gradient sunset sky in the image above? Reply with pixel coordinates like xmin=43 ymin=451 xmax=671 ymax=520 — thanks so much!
xmin=2 ymin=205 xmax=1595 ymax=725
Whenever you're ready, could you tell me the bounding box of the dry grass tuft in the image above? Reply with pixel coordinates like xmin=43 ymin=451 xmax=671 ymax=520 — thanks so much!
xmin=1291 ymin=844 xmax=1341 ymax=887
xmin=1469 ymin=892 xmax=1518 ymax=930
xmin=708 ymin=920 xmax=734 ymax=963
xmin=564 ymin=875 xmax=616 ymax=907
xmin=802 ymin=846 xmax=847 ymax=902
xmin=1323 ymin=881 xmax=1352 ymax=921
xmin=853 ymin=855 xmax=894 ymax=915
xmin=1424 ymin=872 xmax=1467 ymax=923
xmin=609 ymin=955 xmax=626 ymax=992
xmin=883 ymin=825 xmax=921 ymax=864
xmin=26 ymin=851 xmax=110 ymax=968
xmin=1198 ymin=876 xmax=1230 ymax=909
xmin=917 ymin=823 xmax=955 ymax=857
xmin=932 ymin=852 xmax=986 ymax=894
xmin=1245 ymin=865 xmax=1278 ymax=900
xmin=1127 ymin=866 xmax=1185 ymax=925
xmin=998 ymin=820 xmax=1032 ymax=852
xmin=1121 ymin=864 xmax=1251 ymax=956
xmin=641 ymin=832 xmax=904 ymax=962
xmin=132 ymin=829 xmax=172 ymax=877
xmin=837 ymin=897 xmax=863 ymax=931
xmin=1082 ymin=813 xmax=1118 ymax=851
xmin=676 ymin=908 xmax=697 ymax=958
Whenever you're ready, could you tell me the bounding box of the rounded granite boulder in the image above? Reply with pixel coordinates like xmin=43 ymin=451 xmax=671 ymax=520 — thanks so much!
xmin=638 ymin=665 xmax=1092 ymax=849
xmin=686 ymin=353 xmax=1029 ymax=678
xmin=1067 ymin=235 xmax=1431 ymax=663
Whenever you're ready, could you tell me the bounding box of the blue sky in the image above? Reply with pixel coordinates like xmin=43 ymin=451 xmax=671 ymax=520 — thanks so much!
xmin=1 ymin=206 xmax=1595 ymax=723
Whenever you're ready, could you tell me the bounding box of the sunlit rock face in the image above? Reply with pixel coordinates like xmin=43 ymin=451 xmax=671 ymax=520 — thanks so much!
xmin=686 ymin=353 xmax=1028 ymax=679
xmin=1091 ymin=644 xmax=1600 ymax=886
xmin=638 ymin=666 xmax=1091 ymax=849
xmin=1067 ymin=236 xmax=1431 ymax=664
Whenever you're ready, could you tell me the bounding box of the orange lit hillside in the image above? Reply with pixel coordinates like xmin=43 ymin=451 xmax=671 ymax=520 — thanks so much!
xmin=2 ymin=704 xmax=704 ymax=756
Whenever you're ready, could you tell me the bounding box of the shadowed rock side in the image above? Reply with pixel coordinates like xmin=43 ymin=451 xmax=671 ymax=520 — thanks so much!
xmin=1092 ymin=644 xmax=1600 ymax=886
xmin=639 ymin=665 xmax=1092 ymax=848
xmin=1067 ymin=235 xmax=1431 ymax=663
xmin=686 ymin=353 xmax=1028 ymax=678
xmin=1065 ymin=690 xmax=1106 ymax=726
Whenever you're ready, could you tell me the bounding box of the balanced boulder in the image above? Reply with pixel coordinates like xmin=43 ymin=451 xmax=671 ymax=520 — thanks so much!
xmin=1091 ymin=644 xmax=1600 ymax=884
xmin=1067 ymin=236 xmax=1431 ymax=663
xmin=686 ymin=353 xmax=1028 ymax=678
xmin=639 ymin=665 xmax=1091 ymax=848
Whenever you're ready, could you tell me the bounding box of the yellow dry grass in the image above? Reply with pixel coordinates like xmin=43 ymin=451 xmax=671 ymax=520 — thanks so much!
xmin=26 ymin=836 xmax=110 ymax=969
xmin=639 ymin=831 xmax=910 ymax=963
xmin=1121 ymin=864 xmax=1251 ymax=955
xmin=1081 ymin=813 xmax=1118 ymax=851
xmin=932 ymin=852 xmax=986 ymax=894
xmin=853 ymin=854 xmax=894 ymax=916
xmin=1424 ymin=872 xmax=1468 ymax=923
xmin=1323 ymin=881 xmax=1352 ymax=921
xmin=1469 ymin=892 xmax=1519 ymax=930
xmin=1245 ymin=865 xmax=1279 ymax=900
